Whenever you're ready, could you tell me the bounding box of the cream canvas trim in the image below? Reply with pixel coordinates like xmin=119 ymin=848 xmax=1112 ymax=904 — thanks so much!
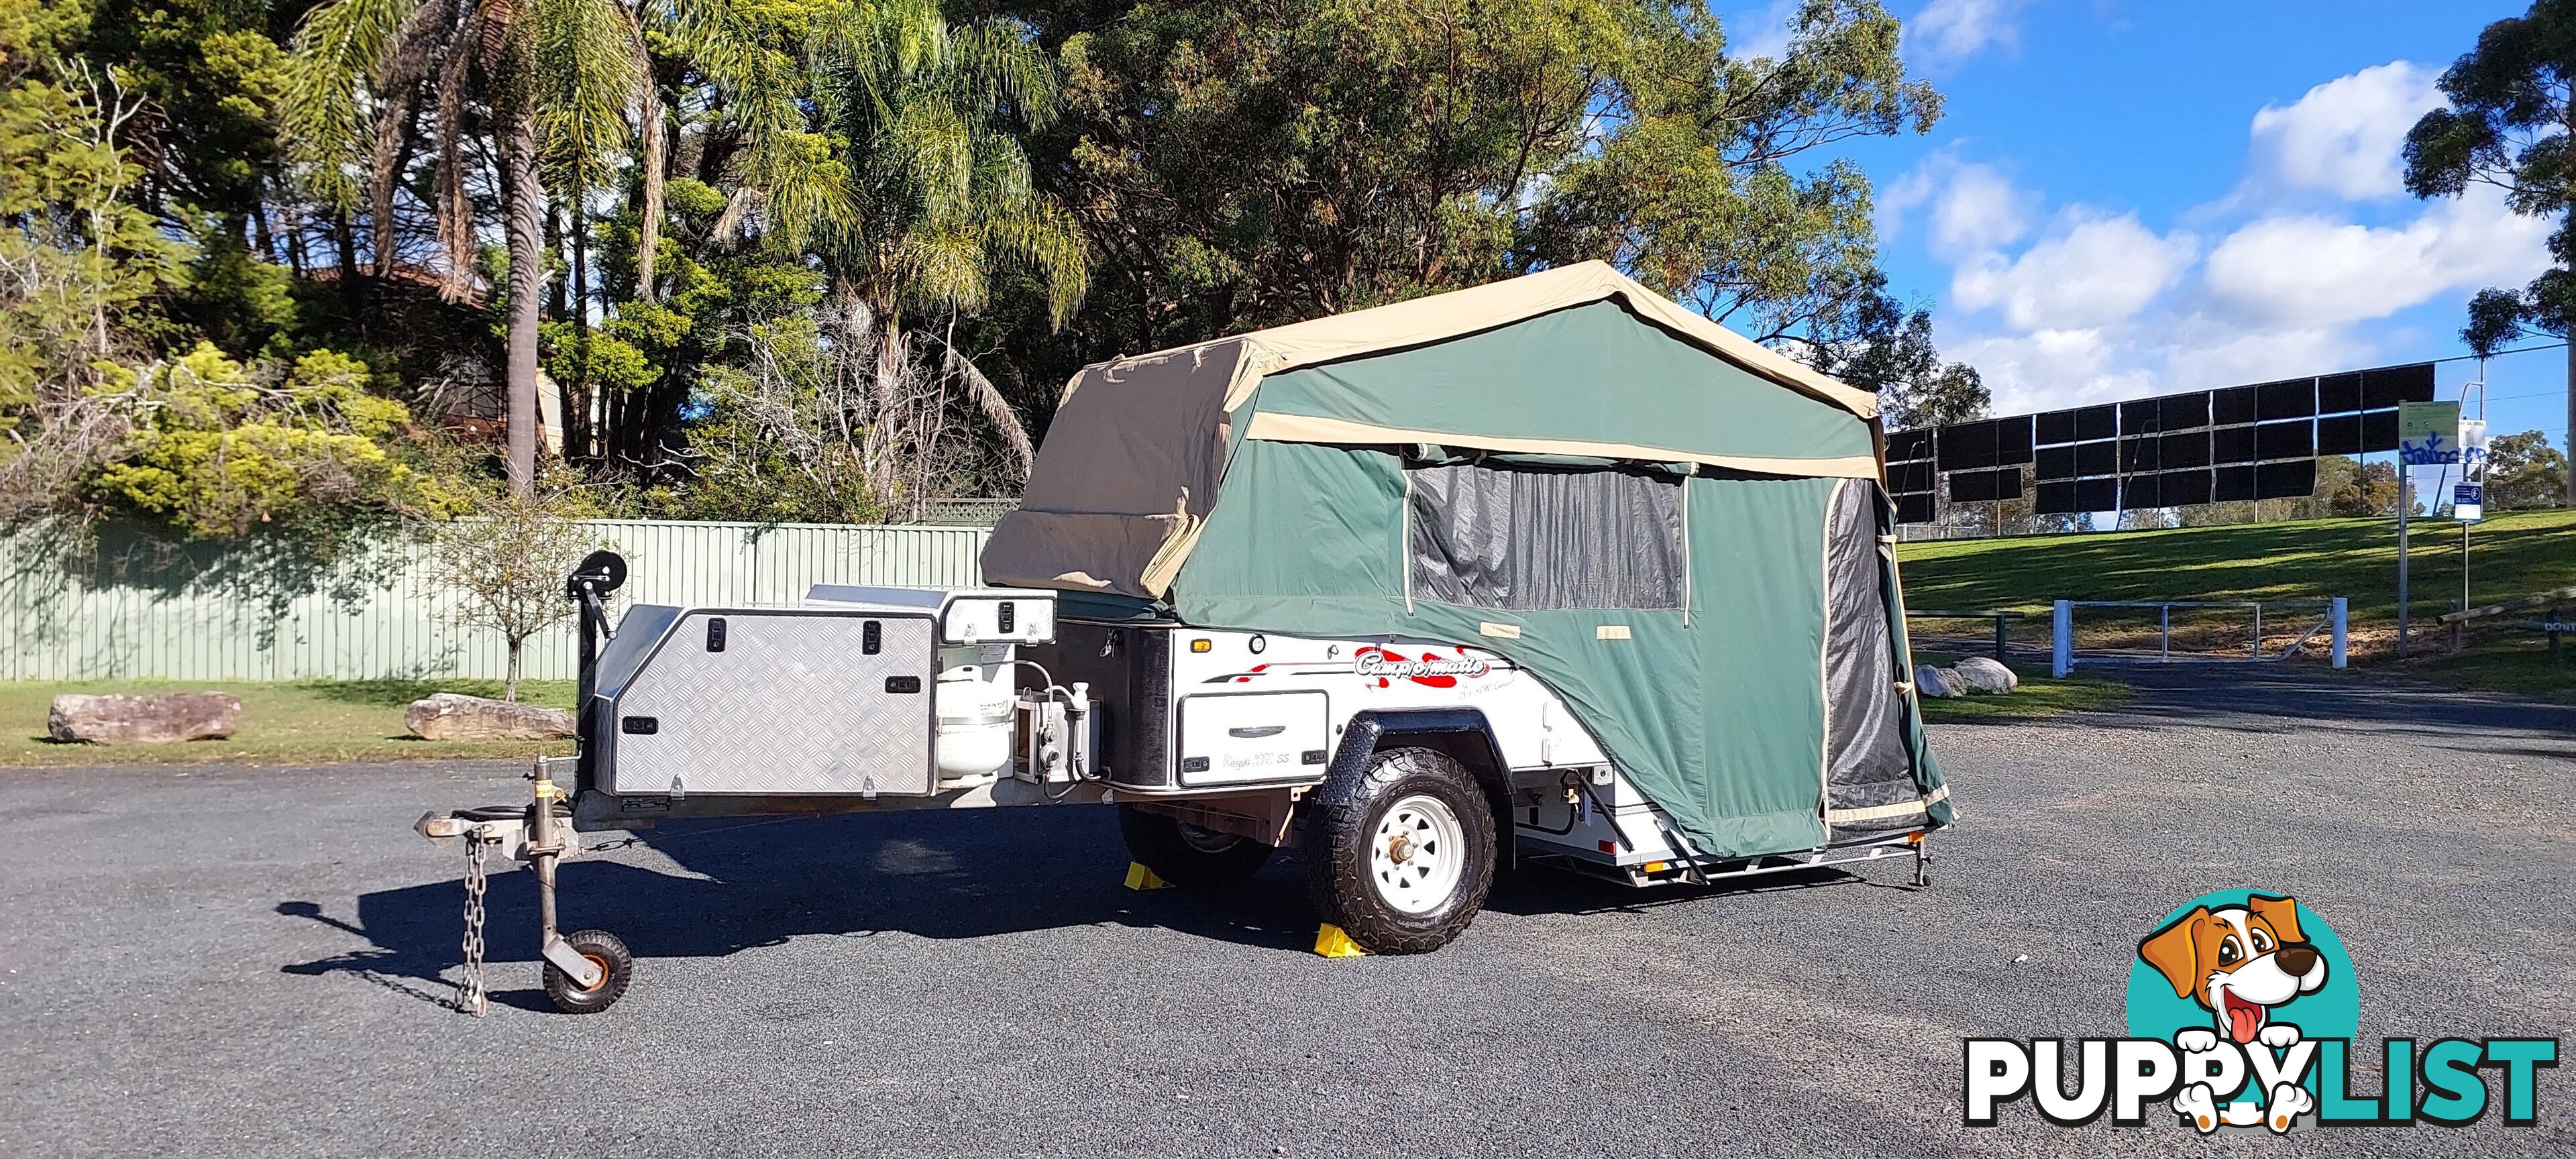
xmin=1243 ymin=412 xmax=1881 ymax=479
xmin=1678 ymin=482 xmax=1692 ymax=627
xmin=1073 ymin=262 xmax=1878 ymax=418
xmin=1478 ymin=622 xmax=1523 ymax=639
xmin=1817 ymin=480 xmax=1839 ymax=836
xmin=1227 ymin=262 xmax=1876 ymax=419
xmin=1595 ymin=624 xmax=1631 ymax=640
xmin=1824 ymin=783 xmax=1950 ymax=823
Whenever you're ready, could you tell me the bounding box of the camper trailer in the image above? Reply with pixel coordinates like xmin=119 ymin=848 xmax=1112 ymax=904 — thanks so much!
xmin=418 ymin=262 xmax=1953 ymax=1014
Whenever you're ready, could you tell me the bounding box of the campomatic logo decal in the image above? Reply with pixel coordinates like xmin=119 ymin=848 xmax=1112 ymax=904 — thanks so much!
xmin=1352 ymin=646 xmax=1491 ymax=687
xmin=1199 ymin=645 xmax=1502 ymax=687
xmin=1963 ymin=890 xmax=2559 ymax=1132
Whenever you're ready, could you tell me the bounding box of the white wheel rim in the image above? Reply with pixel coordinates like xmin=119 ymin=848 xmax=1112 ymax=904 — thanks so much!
xmin=1369 ymin=794 xmax=1466 ymax=914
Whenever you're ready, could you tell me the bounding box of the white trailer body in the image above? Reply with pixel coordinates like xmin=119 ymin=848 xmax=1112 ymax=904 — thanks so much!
xmin=562 ymin=588 xmax=1920 ymax=885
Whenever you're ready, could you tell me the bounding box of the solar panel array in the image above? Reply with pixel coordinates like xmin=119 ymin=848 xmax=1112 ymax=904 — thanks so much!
xmin=1883 ymin=362 xmax=2436 ymax=522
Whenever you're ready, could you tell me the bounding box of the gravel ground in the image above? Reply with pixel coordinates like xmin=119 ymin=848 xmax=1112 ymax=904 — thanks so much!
xmin=2 ymin=667 xmax=2571 ymax=1158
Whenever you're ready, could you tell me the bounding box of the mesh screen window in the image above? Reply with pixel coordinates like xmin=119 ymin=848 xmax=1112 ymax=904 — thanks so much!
xmin=1408 ymin=463 xmax=1683 ymax=610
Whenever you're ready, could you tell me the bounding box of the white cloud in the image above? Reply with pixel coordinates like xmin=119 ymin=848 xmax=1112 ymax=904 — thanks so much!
xmin=2159 ymin=325 xmax=2351 ymax=394
xmin=1909 ymin=0 xmax=2031 ymax=66
xmin=1934 ymin=165 xmax=2038 ymax=258
xmin=1946 ymin=328 xmax=2158 ymax=415
xmin=1882 ymin=154 xmax=2039 ymax=260
xmin=2247 ymin=61 xmax=2443 ymax=200
xmin=1951 ymin=211 xmax=2196 ymax=331
xmin=2202 ymin=185 xmax=2551 ymax=327
xmin=1894 ymin=60 xmax=2544 ymax=422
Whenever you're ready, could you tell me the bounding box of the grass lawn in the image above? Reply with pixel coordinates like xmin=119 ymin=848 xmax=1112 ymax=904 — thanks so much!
xmin=1911 ymin=653 xmax=2134 ymax=724
xmin=1898 ymin=508 xmax=2576 ymax=702
xmin=0 ymin=678 xmax=577 ymax=767
xmin=15 ymin=510 xmax=2567 ymax=763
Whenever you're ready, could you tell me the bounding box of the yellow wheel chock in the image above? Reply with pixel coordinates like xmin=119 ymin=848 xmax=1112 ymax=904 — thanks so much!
xmin=1313 ymin=923 xmax=1369 ymax=958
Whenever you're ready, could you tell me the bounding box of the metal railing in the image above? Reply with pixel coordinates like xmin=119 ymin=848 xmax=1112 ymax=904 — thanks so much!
xmin=1904 ymin=609 xmax=2028 ymax=659
xmin=2050 ymin=598 xmax=2348 ymax=677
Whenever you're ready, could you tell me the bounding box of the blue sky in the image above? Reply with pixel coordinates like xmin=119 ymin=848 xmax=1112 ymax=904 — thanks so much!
xmin=1728 ymin=0 xmax=2567 ymax=448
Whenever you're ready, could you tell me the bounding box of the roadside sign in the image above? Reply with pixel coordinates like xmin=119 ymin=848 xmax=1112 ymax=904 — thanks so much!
xmin=2398 ymin=401 xmax=2461 ymax=465
xmin=2457 ymin=417 xmax=2488 ymax=522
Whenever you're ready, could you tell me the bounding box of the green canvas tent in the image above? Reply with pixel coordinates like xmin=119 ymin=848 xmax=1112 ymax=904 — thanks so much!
xmin=983 ymin=262 xmax=1949 ymax=857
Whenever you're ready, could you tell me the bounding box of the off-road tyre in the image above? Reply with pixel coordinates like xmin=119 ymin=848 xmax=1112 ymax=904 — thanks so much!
xmin=543 ymin=928 xmax=633 ymax=1014
xmin=1303 ymin=747 xmax=1496 ymax=954
xmin=1118 ymin=804 xmax=1275 ymax=888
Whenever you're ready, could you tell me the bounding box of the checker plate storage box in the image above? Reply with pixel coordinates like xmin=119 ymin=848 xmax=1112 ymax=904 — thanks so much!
xmin=598 ymin=608 xmax=936 ymax=797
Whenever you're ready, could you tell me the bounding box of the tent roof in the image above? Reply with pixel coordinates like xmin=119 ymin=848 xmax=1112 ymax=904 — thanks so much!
xmin=1060 ymin=260 xmax=1878 ymax=419
xmin=983 ymin=263 xmax=1883 ymax=599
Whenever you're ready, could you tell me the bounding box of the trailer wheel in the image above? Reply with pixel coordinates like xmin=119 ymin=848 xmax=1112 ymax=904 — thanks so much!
xmin=543 ymin=929 xmax=633 ymax=1014
xmin=1118 ymin=805 xmax=1274 ymax=887
xmin=1304 ymin=747 xmax=1495 ymax=954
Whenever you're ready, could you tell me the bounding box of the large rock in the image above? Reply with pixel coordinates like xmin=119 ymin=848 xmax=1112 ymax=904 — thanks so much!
xmin=1913 ymin=663 xmax=1967 ymax=699
xmin=405 ymin=693 xmax=576 ymax=740
xmin=1953 ymin=656 xmax=2021 ymax=694
xmin=48 ymin=693 xmax=241 ymax=744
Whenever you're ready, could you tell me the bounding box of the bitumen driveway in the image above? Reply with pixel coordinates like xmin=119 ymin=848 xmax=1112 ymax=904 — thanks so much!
xmin=2 ymin=667 xmax=2571 ymax=1157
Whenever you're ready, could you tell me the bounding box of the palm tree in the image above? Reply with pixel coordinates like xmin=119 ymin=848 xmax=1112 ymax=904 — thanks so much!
xmin=792 ymin=0 xmax=1087 ymax=512
xmin=281 ymin=0 xmax=745 ymax=493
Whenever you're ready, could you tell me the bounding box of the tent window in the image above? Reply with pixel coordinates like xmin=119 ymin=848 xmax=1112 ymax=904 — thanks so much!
xmin=1407 ymin=461 xmax=1684 ymax=610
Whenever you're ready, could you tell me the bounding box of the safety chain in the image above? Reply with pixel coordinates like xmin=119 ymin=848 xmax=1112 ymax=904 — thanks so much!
xmin=458 ymin=834 xmax=492 ymax=1017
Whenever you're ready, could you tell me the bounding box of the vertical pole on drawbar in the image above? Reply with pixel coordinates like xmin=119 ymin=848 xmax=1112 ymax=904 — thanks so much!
xmin=2052 ymin=601 xmax=2072 ymax=679
xmin=2331 ymin=598 xmax=2348 ymax=669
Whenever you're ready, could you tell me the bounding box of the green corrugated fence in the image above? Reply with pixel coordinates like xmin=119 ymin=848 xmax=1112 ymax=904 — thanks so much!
xmin=0 ymin=521 xmax=991 ymax=681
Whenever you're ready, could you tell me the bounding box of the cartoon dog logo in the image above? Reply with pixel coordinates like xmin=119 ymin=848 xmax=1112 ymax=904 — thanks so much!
xmin=2137 ymin=893 xmax=2328 ymax=1132
xmin=2138 ymin=893 xmax=2327 ymax=1044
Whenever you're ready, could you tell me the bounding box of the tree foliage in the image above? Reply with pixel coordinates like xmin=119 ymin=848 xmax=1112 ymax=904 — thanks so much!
xmin=0 ymin=0 xmax=183 ymax=416
xmin=435 ymin=472 xmax=610 ymax=698
xmin=16 ymin=0 xmax=1978 ymax=546
xmin=2486 ymin=429 xmax=2569 ymax=508
xmin=1003 ymin=0 xmax=1943 ymax=384
xmin=90 ymin=344 xmax=462 ymax=535
xmin=2404 ymin=1 xmax=2576 ymax=506
xmin=2406 ymin=0 xmax=2576 ymax=352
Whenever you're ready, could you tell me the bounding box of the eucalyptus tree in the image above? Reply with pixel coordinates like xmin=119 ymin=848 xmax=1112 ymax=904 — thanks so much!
xmin=2406 ymin=0 xmax=2576 ymax=504
xmin=1014 ymin=0 xmax=1942 ymax=386
xmin=787 ymin=0 xmax=1086 ymax=513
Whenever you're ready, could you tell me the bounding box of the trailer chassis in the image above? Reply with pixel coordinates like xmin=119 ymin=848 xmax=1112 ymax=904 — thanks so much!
xmin=410 ymin=553 xmax=1935 ymax=1015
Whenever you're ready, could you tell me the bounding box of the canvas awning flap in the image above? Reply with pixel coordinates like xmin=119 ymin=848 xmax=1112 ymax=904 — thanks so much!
xmin=982 ymin=339 xmax=1248 ymax=598
xmin=1032 ymin=337 xmax=1248 ymax=515
xmin=979 ymin=509 xmax=1185 ymax=596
